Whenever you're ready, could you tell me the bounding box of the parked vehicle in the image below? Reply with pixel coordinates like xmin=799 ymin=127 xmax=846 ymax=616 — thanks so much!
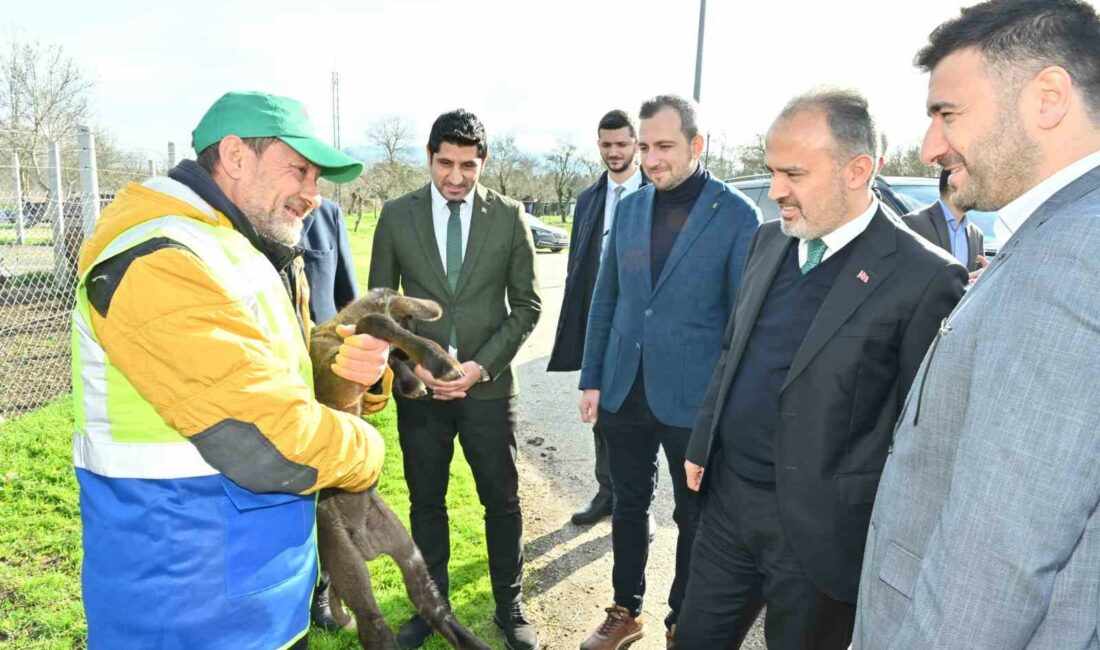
xmin=726 ymin=174 xmax=1000 ymax=255
xmin=526 ymin=215 xmax=569 ymax=253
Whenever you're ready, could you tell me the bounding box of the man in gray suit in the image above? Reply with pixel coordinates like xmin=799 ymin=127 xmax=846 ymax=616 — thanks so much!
xmin=855 ymin=1 xmax=1100 ymax=647
xmin=902 ymin=168 xmax=986 ymax=274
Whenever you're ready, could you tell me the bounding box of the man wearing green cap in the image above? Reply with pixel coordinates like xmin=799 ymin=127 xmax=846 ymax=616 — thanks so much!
xmin=71 ymin=91 xmax=388 ymax=649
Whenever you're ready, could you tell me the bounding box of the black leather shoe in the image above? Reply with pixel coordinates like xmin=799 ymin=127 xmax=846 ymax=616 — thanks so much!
xmin=310 ymin=586 xmax=346 ymax=631
xmin=494 ymin=604 xmax=540 ymax=650
xmin=396 ymin=614 xmax=433 ymax=649
xmin=571 ymin=493 xmax=613 ymax=525
xmin=648 ymin=513 xmax=657 ymax=543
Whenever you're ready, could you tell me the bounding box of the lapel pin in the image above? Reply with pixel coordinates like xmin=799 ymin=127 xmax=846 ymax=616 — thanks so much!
xmin=857 ymin=270 xmax=870 ymax=284
xmin=481 ymin=206 xmax=488 ymax=214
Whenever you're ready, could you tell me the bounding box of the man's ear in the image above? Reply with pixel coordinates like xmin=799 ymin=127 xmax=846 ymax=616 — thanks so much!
xmin=425 ymin=145 xmax=433 ymax=166
xmin=217 ymin=136 xmax=247 ymax=181
xmin=691 ymin=134 xmax=705 ymax=159
xmin=846 ymin=153 xmax=875 ymax=190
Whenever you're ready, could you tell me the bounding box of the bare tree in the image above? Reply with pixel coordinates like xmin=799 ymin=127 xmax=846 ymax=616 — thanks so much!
xmin=545 ymin=140 xmax=584 ymax=223
xmin=0 ymin=37 xmax=93 ymax=193
xmin=736 ymin=134 xmax=768 ymax=176
xmin=484 ymin=132 xmax=523 ymax=197
xmin=882 ymin=142 xmax=938 ymax=177
xmin=365 ymin=115 xmax=414 ymax=166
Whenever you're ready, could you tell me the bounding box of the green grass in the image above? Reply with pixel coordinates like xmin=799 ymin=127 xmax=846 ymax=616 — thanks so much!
xmin=0 ymin=218 xmax=509 ymax=647
xmin=0 ymin=399 xmax=85 ymax=650
xmin=539 ymin=214 xmax=572 ymax=228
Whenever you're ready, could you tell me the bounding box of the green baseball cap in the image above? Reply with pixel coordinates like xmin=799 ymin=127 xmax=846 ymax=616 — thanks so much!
xmin=191 ymin=91 xmax=363 ymax=183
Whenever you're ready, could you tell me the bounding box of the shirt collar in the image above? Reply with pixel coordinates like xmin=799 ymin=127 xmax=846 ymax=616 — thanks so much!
xmin=997 ymin=148 xmax=1100 ymax=237
xmin=609 ymin=169 xmax=643 ymax=194
xmin=818 ymin=197 xmax=879 ymax=253
xmin=430 ymin=182 xmax=476 ymax=213
xmin=939 ymin=199 xmax=968 ymax=229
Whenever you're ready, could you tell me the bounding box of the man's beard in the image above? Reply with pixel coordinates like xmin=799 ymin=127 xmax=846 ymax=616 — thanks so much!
xmin=953 ymin=99 xmax=1040 ymax=212
xmin=603 ymin=156 xmax=632 ymax=173
xmin=251 ymin=212 xmax=303 ymax=245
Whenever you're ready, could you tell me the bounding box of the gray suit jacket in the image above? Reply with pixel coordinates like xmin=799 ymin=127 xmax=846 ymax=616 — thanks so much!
xmin=854 ymin=164 xmax=1100 ymax=648
xmin=902 ymin=201 xmax=985 ymax=272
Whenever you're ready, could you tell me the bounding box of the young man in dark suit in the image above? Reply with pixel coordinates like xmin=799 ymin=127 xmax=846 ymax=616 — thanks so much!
xmin=369 ymin=109 xmax=541 ymax=650
xmin=673 ymin=90 xmax=967 ymax=649
xmin=902 ymin=168 xmax=987 ymax=276
xmin=548 ymin=110 xmax=654 ymax=537
xmin=577 ymin=95 xmax=760 ymax=650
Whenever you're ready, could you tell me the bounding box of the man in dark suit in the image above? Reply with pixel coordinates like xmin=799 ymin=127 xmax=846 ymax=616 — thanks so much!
xmin=369 ymin=109 xmax=541 ymax=650
xmin=673 ymin=90 xmax=967 ymax=649
xmin=577 ymin=94 xmax=760 ymax=650
xmin=902 ymin=168 xmax=987 ymax=275
xmin=548 ymin=110 xmax=654 ymax=534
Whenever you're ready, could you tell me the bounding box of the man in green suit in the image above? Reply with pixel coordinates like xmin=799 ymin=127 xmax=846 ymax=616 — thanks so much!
xmin=369 ymin=109 xmax=541 ymax=650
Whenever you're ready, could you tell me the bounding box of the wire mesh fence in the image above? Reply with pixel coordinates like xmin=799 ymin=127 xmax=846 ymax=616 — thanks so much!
xmin=0 ymin=129 xmax=150 ymax=422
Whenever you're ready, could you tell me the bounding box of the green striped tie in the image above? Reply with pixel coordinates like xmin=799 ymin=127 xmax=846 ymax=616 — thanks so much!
xmin=801 ymin=238 xmax=827 ymax=274
xmin=446 ymin=200 xmax=463 ymax=350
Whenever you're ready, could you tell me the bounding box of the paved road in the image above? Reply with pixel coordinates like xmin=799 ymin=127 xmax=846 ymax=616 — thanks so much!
xmin=513 ymin=251 xmax=765 ymax=649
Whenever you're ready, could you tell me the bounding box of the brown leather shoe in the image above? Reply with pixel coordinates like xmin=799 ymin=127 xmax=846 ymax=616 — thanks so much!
xmin=666 ymin=624 xmax=675 ymax=649
xmin=579 ymin=604 xmax=644 ymax=650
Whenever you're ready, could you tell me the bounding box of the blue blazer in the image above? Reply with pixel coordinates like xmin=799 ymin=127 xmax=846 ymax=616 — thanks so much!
xmin=300 ymin=199 xmax=358 ymax=323
xmin=579 ymin=174 xmax=760 ymax=428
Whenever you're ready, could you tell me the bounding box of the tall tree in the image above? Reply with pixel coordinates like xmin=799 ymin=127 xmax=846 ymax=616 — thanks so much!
xmin=484 ymin=132 xmax=523 ymax=197
xmin=365 ymin=115 xmax=414 ymax=166
xmin=545 ymin=140 xmax=583 ymax=222
xmin=0 ymin=37 xmax=93 ymax=193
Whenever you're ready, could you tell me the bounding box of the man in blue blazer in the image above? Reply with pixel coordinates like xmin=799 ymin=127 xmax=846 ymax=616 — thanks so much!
xmin=577 ymin=94 xmax=760 ymax=649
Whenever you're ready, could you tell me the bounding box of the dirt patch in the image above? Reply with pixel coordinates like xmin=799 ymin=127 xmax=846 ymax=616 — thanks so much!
xmin=0 ymin=285 xmax=74 ymax=419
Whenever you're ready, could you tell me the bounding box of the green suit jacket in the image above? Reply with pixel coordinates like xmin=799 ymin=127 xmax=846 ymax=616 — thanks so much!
xmin=368 ymin=183 xmax=541 ymax=399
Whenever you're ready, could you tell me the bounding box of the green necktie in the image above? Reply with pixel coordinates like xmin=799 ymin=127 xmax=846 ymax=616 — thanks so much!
xmin=446 ymin=200 xmax=463 ymax=351
xmin=801 ymin=238 xmax=827 ymax=274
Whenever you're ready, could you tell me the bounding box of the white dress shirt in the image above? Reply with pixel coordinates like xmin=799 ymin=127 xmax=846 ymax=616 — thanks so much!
xmin=429 ymin=182 xmax=474 ymax=269
xmin=797 ymin=198 xmax=879 ymax=267
xmin=602 ymin=169 xmax=643 ymax=251
xmin=994 ymin=148 xmax=1100 ymax=245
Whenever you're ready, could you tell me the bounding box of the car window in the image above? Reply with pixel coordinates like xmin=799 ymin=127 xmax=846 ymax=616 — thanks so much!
xmin=888 ymin=183 xmax=940 ymax=212
xmin=965 ymin=210 xmax=999 ymax=249
xmin=736 ymin=186 xmax=763 ymax=206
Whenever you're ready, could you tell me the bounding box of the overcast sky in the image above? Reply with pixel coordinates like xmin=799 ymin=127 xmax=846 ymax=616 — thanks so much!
xmin=9 ymin=0 xmax=1088 ymax=164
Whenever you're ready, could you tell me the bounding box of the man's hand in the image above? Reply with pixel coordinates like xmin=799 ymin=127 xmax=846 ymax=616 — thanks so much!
xmin=579 ymin=389 xmax=600 ymax=423
xmin=685 ymin=460 xmax=705 ymax=492
xmin=969 ymin=254 xmax=990 ymax=284
xmin=331 ymin=324 xmax=389 ymax=387
xmin=415 ymin=360 xmax=479 ymax=400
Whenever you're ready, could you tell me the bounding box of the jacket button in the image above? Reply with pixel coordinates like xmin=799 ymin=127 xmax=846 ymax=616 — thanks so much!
xmin=644 ymin=309 xmax=653 ymax=317
xmin=634 ymin=342 xmax=641 ymax=350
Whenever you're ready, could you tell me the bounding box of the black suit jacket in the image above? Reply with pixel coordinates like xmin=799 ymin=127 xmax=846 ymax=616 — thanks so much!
xmin=548 ymin=170 xmax=647 ymax=371
xmin=902 ymin=201 xmax=985 ymax=272
xmin=686 ymin=208 xmax=967 ymax=603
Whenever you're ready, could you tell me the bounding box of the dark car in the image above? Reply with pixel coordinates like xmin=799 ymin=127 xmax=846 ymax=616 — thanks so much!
xmin=726 ymin=174 xmax=999 ymax=255
xmin=525 ymin=214 xmax=569 ymax=253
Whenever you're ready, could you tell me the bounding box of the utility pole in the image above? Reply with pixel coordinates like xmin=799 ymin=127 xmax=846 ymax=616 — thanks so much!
xmin=694 ymin=0 xmax=711 ymax=167
xmin=332 ymin=71 xmax=342 ymax=206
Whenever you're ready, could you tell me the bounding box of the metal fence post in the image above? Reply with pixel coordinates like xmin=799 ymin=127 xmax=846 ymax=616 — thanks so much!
xmin=168 ymin=142 xmax=176 ymax=168
xmin=148 ymin=159 xmax=156 ymax=178
xmin=13 ymin=153 xmax=24 ymax=245
xmin=78 ymin=125 xmax=101 ymax=238
xmin=48 ymin=143 xmax=66 ymax=285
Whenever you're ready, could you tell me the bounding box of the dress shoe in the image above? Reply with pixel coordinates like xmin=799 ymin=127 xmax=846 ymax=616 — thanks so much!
xmin=396 ymin=614 xmax=433 ymax=649
xmin=571 ymin=493 xmax=613 ymax=525
xmin=666 ymin=623 xmax=676 ymax=649
xmin=493 ymin=604 xmax=539 ymax=650
xmin=648 ymin=513 xmax=657 ymax=543
xmin=310 ymin=585 xmax=347 ymax=631
xmin=580 ymin=604 xmax=644 ymax=650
